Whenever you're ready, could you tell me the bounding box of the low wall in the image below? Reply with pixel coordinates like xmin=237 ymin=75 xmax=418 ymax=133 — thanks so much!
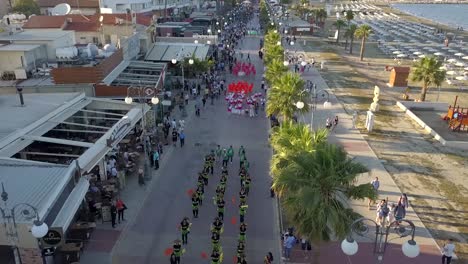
xmin=397 ymin=101 xmax=468 ymax=150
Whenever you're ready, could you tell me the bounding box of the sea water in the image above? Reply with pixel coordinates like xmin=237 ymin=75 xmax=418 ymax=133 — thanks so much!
xmin=391 ymin=3 xmax=468 ymax=30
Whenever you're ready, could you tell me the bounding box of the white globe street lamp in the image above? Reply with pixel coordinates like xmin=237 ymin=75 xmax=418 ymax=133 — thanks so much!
xmin=290 ymin=41 xmax=295 ymax=45
xmin=284 ymin=30 xmax=288 ymax=34
xmin=207 ymin=40 xmax=211 ymax=45
xmin=207 ymin=29 xmax=212 ymax=34
xmin=402 ymin=240 xmax=420 ymax=258
xmin=295 ymin=101 xmax=305 ymax=109
xmin=342 ymin=218 xmax=419 ymax=262
xmin=283 ymin=61 xmax=289 ymax=66
xmin=277 ymin=41 xmax=281 ymax=46
xmin=301 ymin=61 xmax=307 ymax=66
xmin=31 ymin=221 xmax=49 ymax=238
xmin=341 ymin=238 xmax=359 ymax=256
xmin=125 ymin=96 xmax=133 ymax=104
xmin=171 ymin=58 xmax=177 ymax=64
xmin=151 ymin=97 xmax=159 ymax=105
xmin=194 ymin=40 xmax=199 ymax=44
xmin=274 ymin=30 xmax=278 ymax=33
xmin=188 ymin=59 xmax=194 ymax=65
xmin=217 ymin=29 xmax=221 ymax=33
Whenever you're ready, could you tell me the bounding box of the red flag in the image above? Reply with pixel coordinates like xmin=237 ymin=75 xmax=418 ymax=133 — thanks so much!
xmin=164 ymin=248 xmax=173 ymax=256
xmin=187 ymin=189 xmax=194 ymax=197
xmin=201 ymin=252 xmax=208 ymax=259
xmin=231 ymin=216 xmax=237 ymax=225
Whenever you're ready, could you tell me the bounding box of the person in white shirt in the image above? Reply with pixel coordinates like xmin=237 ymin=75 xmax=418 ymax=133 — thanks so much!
xmin=111 ymin=167 xmax=118 ymax=178
xmin=442 ymin=239 xmax=455 ymax=264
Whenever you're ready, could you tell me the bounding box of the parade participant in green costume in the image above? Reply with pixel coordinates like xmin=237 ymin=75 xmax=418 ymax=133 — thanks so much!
xmin=179 ymin=217 xmax=191 ymax=244
xmin=196 ymin=185 xmax=204 ymax=206
xmin=217 ymin=197 xmax=225 ymax=220
xmin=239 ymin=222 xmax=247 ymax=242
xmin=211 ymin=230 xmax=221 ymax=251
xmin=211 ymin=217 xmax=224 ymax=234
xmin=211 ymin=247 xmax=221 ymax=264
xmin=239 ymin=188 xmax=247 ymax=204
xmin=172 ymin=239 xmax=183 ymax=263
xmin=191 ymin=193 xmax=199 ymax=218
xmin=243 ymin=175 xmax=251 ymax=196
xmin=239 ymin=202 xmax=248 ymax=223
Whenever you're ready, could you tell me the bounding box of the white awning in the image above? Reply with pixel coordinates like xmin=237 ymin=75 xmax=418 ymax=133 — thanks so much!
xmin=52 ymin=177 xmax=90 ymax=232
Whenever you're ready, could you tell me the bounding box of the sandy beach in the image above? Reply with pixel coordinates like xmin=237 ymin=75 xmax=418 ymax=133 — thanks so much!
xmin=297 ymin=1 xmax=468 ymax=262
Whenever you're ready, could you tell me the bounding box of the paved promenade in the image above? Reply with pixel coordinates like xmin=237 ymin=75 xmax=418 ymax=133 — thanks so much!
xmin=281 ymin=36 xmax=443 ymax=264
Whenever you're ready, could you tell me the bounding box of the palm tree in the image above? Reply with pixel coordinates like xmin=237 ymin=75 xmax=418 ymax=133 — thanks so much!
xmin=265 ymin=59 xmax=288 ymax=85
xmin=264 ymin=44 xmax=285 ymax=65
xmin=266 ymin=72 xmax=308 ymax=121
xmin=317 ymin=8 xmax=327 ymax=26
xmin=271 ymin=142 xmax=376 ymax=242
xmin=411 ymin=56 xmax=446 ymax=101
xmin=345 ymin=10 xmax=354 ymax=25
xmin=347 ymin=24 xmax=357 ymax=54
xmin=333 ymin=19 xmax=346 ymax=44
xmin=270 ymin=121 xmax=328 ymax=155
xmin=355 ymin=24 xmax=372 ymax=61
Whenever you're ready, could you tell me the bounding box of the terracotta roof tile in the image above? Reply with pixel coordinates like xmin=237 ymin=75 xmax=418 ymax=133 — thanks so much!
xmin=64 ymin=21 xmax=99 ymax=31
xmin=23 ymin=15 xmax=93 ymax=29
xmin=37 ymin=0 xmax=99 ymax=8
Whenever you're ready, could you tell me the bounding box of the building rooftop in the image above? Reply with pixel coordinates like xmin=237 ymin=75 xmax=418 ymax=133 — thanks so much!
xmin=0 ymin=158 xmax=72 ymax=223
xmin=37 ymin=0 xmax=99 ymax=8
xmin=23 ymin=15 xmax=91 ymax=29
xmin=64 ymin=21 xmax=99 ymax=32
xmin=145 ymin=42 xmax=210 ymax=62
xmin=0 ymin=93 xmax=79 ymax=142
xmin=0 ymin=30 xmax=73 ymax=41
xmin=0 ymin=44 xmax=42 ymax=51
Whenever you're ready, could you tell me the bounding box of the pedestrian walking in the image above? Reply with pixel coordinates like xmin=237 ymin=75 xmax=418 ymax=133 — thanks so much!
xmin=153 ymin=150 xmax=160 ymax=170
xmin=116 ymin=198 xmax=126 ymax=223
xmin=138 ymin=167 xmax=145 ymax=186
xmin=202 ymin=97 xmax=207 ymax=107
xmin=263 ymin=252 xmax=273 ymax=264
xmin=368 ymin=177 xmax=380 ymax=209
xmin=211 ymin=231 xmax=221 ymax=251
xmin=393 ymin=201 xmax=406 ymax=223
xmin=110 ymin=201 xmax=117 ymax=228
xmin=172 ymin=129 xmax=178 ymax=147
xmin=227 ymin=146 xmax=234 ymax=163
xmin=179 ymin=131 xmax=185 ymax=147
xmin=180 ymin=217 xmax=191 ymax=244
xmin=399 ymin=193 xmax=409 ymax=208
xmin=283 ymin=233 xmax=295 ymax=261
xmin=376 ymin=199 xmax=389 ymax=226
xmin=442 ymin=239 xmax=455 ymax=264
xmin=170 ymin=252 xmax=177 ymax=264
xmin=333 ymin=115 xmax=339 ymax=130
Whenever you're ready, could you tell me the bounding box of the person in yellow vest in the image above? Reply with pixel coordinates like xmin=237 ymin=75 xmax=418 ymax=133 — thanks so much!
xmin=179 ymin=217 xmax=191 ymax=244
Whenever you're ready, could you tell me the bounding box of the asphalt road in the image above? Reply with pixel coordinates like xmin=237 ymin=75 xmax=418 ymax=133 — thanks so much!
xmin=111 ymin=25 xmax=280 ymax=264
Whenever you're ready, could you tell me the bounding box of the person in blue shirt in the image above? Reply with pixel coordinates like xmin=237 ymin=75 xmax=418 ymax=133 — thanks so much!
xmin=179 ymin=131 xmax=185 ymax=147
xmin=153 ymin=150 xmax=159 ymax=170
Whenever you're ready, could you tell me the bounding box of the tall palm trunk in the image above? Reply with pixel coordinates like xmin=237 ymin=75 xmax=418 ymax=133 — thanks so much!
xmin=345 ymin=37 xmax=349 ymax=50
xmin=336 ymin=27 xmax=341 ymax=44
xmin=350 ymin=36 xmax=354 ymax=54
xmin=420 ymin=83 xmax=428 ymax=101
xmin=359 ymin=36 xmax=366 ymax=61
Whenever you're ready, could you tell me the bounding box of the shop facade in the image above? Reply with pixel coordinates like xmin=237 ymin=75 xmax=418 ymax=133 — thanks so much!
xmin=0 ymin=92 xmax=149 ymax=264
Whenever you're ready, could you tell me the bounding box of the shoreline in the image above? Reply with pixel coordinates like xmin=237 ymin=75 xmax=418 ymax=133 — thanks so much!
xmin=374 ymin=3 xmax=468 ymax=40
xmin=390 ymin=3 xmax=468 ymax=30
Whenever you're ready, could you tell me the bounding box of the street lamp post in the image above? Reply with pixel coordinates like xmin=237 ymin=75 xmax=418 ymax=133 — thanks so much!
xmin=171 ymin=49 xmax=194 ymax=117
xmin=341 ymin=217 xmax=420 ymax=263
xmin=125 ymin=85 xmax=159 ymax=181
xmin=0 ymin=183 xmax=49 ymax=264
xmin=296 ymin=82 xmax=331 ymax=130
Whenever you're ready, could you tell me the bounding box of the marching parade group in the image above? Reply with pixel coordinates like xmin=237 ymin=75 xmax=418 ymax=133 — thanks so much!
xmin=166 ymin=3 xmax=276 ymax=263
xmin=169 ymin=146 xmax=253 ymax=264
